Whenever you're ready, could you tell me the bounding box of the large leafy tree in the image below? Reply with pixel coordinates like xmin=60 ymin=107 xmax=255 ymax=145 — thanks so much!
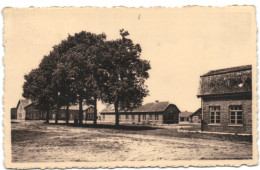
xmin=101 ymin=29 xmax=151 ymax=127
xmin=59 ymin=31 xmax=107 ymax=125
xmin=23 ymin=31 xmax=107 ymax=125
xmin=23 ymin=36 xmax=76 ymax=124
xmin=23 ymin=66 xmax=54 ymax=123
xmin=49 ymin=37 xmax=78 ymax=124
xmin=51 ymin=62 xmax=78 ymax=124
xmin=23 ymin=29 xmax=150 ymax=128
xmin=84 ymin=34 xmax=107 ymax=126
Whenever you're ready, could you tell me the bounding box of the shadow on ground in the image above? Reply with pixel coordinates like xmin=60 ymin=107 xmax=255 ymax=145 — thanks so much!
xmin=46 ymin=122 xmax=161 ymax=131
xmin=45 ymin=122 xmax=252 ymax=143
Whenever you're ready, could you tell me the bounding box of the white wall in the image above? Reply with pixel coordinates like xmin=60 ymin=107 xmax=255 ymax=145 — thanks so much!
xmin=101 ymin=113 xmax=163 ymax=124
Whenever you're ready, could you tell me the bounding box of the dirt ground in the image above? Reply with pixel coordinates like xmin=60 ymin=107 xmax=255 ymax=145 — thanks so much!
xmin=11 ymin=120 xmax=252 ymax=162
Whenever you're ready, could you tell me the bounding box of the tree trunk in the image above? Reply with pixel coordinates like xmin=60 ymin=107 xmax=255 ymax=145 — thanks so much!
xmin=41 ymin=110 xmax=44 ymax=120
xmin=55 ymin=91 xmax=60 ymax=124
xmin=66 ymin=104 xmax=70 ymax=124
xmin=55 ymin=106 xmax=60 ymax=124
xmin=78 ymin=96 xmax=83 ymax=125
xmin=114 ymin=101 xmax=119 ymax=127
xmin=45 ymin=109 xmax=49 ymax=124
xmin=40 ymin=110 xmax=42 ymax=120
xmin=93 ymin=95 xmax=97 ymax=126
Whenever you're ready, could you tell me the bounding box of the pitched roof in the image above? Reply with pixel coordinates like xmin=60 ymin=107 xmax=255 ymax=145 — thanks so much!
xmin=201 ymin=65 xmax=252 ymax=77
xmin=24 ymin=102 xmax=34 ymax=108
xmin=179 ymin=111 xmax=193 ymax=117
xmin=190 ymin=108 xmax=202 ymax=117
xmin=198 ymin=65 xmax=252 ymax=96
xmin=101 ymin=101 xmax=171 ymax=113
xmin=16 ymin=99 xmax=31 ymax=109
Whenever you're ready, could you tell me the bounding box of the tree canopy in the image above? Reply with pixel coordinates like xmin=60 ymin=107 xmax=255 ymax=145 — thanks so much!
xmin=23 ymin=29 xmax=150 ymax=127
xmin=100 ymin=29 xmax=151 ymax=126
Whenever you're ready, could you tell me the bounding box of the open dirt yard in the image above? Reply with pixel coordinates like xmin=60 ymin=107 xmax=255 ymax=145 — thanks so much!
xmin=11 ymin=120 xmax=252 ymax=162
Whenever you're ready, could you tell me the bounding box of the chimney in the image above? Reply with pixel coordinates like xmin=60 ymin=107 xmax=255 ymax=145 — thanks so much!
xmin=155 ymin=100 xmax=159 ymax=103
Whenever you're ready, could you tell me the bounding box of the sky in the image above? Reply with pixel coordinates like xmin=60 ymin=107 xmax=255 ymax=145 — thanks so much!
xmin=3 ymin=7 xmax=256 ymax=114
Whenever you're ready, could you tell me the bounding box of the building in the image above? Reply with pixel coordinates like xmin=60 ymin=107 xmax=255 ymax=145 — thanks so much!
xmin=54 ymin=104 xmax=89 ymax=120
xmin=179 ymin=109 xmax=202 ymax=123
xmin=197 ymin=65 xmax=252 ymax=134
xmin=190 ymin=108 xmax=202 ymax=123
xmin=14 ymin=99 xmax=93 ymax=121
xmin=100 ymin=101 xmax=180 ymax=124
xmin=24 ymin=103 xmax=42 ymax=120
xmin=16 ymin=99 xmax=31 ymax=120
xmin=179 ymin=111 xmax=193 ymax=123
xmin=11 ymin=108 xmax=17 ymax=119
xmin=85 ymin=106 xmax=95 ymax=120
xmin=23 ymin=101 xmax=89 ymax=121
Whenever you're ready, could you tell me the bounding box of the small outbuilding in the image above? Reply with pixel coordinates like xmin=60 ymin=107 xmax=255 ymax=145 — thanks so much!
xmin=179 ymin=111 xmax=193 ymax=123
xmin=190 ymin=108 xmax=202 ymax=123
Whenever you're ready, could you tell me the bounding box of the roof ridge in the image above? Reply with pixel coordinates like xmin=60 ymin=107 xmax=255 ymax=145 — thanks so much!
xmin=201 ymin=65 xmax=252 ymax=77
xmin=101 ymin=101 xmax=172 ymax=113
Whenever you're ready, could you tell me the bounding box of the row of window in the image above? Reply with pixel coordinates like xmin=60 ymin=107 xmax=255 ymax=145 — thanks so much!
xmin=102 ymin=114 xmax=159 ymax=121
xmin=124 ymin=114 xmax=159 ymax=120
xmin=209 ymin=105 xmax=243 ymax=124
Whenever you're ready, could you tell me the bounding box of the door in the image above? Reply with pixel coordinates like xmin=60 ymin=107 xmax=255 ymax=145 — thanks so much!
xmin=138 ymin=114 xmax=141 ymax=123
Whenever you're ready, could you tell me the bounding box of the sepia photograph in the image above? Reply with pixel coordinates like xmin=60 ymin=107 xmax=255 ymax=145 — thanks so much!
xmin=3 ymin=6 xmax=257 ymax=169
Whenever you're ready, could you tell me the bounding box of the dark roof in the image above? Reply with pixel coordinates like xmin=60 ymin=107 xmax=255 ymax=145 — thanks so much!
xmin=16 ymin=99 xmax=31 ymax=109
xmin=101 ymin=101 xmax=172 ymax=113
xmin=201 ymin=65 xmax=252 ymax=77
xmin=86 ymin=106 xmax=94 ymax=110
xmin=190 ymin=108 xmax=202 ymax=117
xmin=179 ymin=111 xmax=193 ymax=117
xmin=198 ymin=65 xmax=252 ymax=97
xmin=24 ymin=102 xmax=34 ymax=108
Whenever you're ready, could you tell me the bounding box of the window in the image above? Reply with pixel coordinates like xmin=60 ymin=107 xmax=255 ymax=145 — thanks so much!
xmin=132 ymin=115 xmax=135 ymax=120
xmin=180 ymin=117 xmax=184 ymax=121
xmin=230 ymin=105 xmax=243 ymax=124
xmin=126 ymin=114 xmax=129 ymax=120
xmin=155 ymin=115 xmax=159 ymax=120
xmin=209 ymin=106 xmax=220 ymax=124
xmin=102 ymin=114 xmax=105 ymax=120
xmin=143 ymin=114 xmax=146 ymax=120
xmin=149 ymin=114 xmax=152 ymax=120
xmin=193 ymin=116 xmax=198 ymax=120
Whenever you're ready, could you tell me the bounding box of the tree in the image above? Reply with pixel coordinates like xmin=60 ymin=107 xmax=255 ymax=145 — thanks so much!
xmin=23 ymin=67 xmax=55 ymax=123
xmin=25 ymin=31 xmax=107 ymax=125
xmin=84 ymin=35 xmax=107 ymax=126
xmin=100 ymin=29 xmax=151 ymax=127
xmin=59 ymin=31 xmax=107 ymax=125
xmin=47 ymin=32 xmax=96 ymax=125
xmin=51 ymin=62 xmax=78 ymax=124
xmin=49 ymin=38 xmax=77 ymax=124
xmin=23 ymin=36 xmax=78 ymax=124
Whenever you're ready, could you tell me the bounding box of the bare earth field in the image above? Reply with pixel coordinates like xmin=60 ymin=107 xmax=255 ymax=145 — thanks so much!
xmin=11 ymin=120 xmax=252 ymax=162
